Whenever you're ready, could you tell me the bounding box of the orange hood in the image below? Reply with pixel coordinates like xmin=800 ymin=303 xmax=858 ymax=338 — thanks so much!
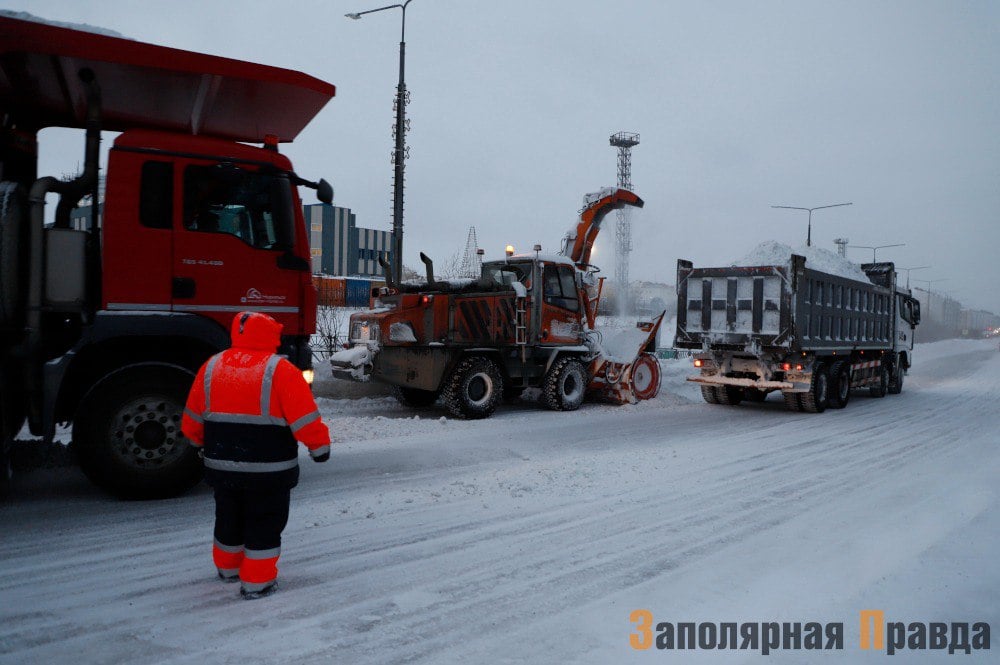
xmin=230 ymin=311 xmax=283 ymax=351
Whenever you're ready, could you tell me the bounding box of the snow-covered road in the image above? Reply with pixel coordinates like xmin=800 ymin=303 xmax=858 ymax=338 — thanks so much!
xmin=2 ymin=339 xmax=997 ymax=664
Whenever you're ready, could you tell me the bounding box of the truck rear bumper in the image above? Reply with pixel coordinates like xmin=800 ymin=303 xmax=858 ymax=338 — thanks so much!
xmin=687 ymin=375 xmax=808 ymax=392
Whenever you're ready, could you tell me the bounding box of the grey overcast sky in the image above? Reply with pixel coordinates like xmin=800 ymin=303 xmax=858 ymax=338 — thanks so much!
xmin=6 ymin=1 xmax=1000 ymax=312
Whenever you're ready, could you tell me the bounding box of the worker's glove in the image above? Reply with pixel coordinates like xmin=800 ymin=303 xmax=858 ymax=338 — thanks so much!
xmin=312 ymin=451 xmax=330 ymax=464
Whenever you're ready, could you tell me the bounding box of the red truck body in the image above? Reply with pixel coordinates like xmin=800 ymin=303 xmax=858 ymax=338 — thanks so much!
xmin=0 ymin=15 xmax=334 ymax=497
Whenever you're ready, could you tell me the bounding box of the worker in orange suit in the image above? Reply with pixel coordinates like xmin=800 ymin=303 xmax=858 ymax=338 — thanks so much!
xmin=182 ymin=311 xmax=330 ymax=599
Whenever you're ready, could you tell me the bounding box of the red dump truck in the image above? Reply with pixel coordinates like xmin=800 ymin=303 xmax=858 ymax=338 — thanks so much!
xmin=330 ymin=188 xmax=665 ymax=419
xmin=675 ymin=255 xmax=921 ymax=412
xmin=0 ymin=16 xmax=334 ymax=497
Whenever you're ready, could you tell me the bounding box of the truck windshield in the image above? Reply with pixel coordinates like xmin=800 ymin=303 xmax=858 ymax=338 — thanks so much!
xmin=481 ymin=262 xmax=532 ymax=289
xmin=183 ymin=164 xmax=295 ymax=250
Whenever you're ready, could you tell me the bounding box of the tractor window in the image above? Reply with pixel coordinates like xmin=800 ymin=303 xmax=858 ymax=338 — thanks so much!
xmin=182 ymin=164 xmax=294 ymax=250
xmin=543 ymin=265 xmax=579 ymax=312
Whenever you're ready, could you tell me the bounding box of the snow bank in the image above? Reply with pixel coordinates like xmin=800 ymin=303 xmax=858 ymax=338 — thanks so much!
xmin=0 ymin=10 xmax=131 ymax=38
xmin=733 ymin=240 xmax=873 ymax=283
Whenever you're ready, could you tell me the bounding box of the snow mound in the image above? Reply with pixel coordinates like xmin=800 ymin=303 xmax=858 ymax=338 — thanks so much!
xmin=0 ymin=10 xmax=132 ymax=38
xmin=733 ymin=240 xmax=872 ymax=283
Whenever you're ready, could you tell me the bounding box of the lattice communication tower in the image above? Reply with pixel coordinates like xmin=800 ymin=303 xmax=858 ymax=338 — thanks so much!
xmin=610 ymin=131 xmax=639 ymax=300
xmin=460 ymin=226 xmax=481 ymax=278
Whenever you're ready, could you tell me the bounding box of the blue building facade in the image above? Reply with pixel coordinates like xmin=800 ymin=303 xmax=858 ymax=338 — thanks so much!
xmin=305 ymin=204 xmax=392 ymax=278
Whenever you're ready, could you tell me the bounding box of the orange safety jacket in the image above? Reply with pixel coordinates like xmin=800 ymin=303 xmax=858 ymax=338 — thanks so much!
xmin=182 ymin=312 xmax=330 ymax=489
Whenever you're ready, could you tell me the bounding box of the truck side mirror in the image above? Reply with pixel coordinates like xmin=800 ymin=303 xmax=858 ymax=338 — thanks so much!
xmin=316 ymin=178 xmax=333 ymax=205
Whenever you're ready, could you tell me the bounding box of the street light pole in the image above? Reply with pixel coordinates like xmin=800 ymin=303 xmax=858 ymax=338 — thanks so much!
xmin=900 ymin=265 xmax=930 ymax=289
xmin=848 ymin=243 xmax=905 ymax=263
xmin=771 ymin=202 xmax=853 ymax=247
xmin=915 ymin=278 xmax=948 ymax=319
xmin=347 ymin=0 xmax=416 ymax=285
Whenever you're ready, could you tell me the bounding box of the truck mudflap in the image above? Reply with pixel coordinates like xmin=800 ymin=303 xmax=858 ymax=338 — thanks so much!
xmin=329 ymin=345 xmax=375 ymax=382
xmin=588 ymin=312 xmax=666 ymax=404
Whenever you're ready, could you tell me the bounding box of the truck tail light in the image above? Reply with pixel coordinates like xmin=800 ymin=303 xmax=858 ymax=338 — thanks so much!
xmin=420 ymin=295 xmax=433 ymax=305
xmin=782 ymin=363 xmax=791 ymax=371
xmin=694 ymin=359 xmax=704 ymax=368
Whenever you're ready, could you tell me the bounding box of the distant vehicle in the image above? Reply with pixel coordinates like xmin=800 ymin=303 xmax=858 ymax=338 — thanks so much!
xmin=0 ymin=16 xmax=334 ymax=497
xmin=330 ymin=188 xmax=664 ymax=419
xmin=675 ymin=255 xmax=921 ymax=412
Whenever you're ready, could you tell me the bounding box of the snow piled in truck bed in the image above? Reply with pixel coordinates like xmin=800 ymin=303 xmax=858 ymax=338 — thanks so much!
xmin=733 ymin=240 xmax=873 ymax=283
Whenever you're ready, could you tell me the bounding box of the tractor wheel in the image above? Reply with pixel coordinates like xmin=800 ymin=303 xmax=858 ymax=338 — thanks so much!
xmin=701 ymin=385 xmax=720 ymax=404
xmin=869 ymin=363 xmax=890 ymax=398
xmin=443 ymin=356 xmax=503 ymax=419
xmin=630 ymin=353 xmax=661 ymax=401
xmin=828 ymin=361 xmax=851 ymax=409
xmin=887 ymin=361 xmax=905 ymax=395
xmin=541 ymin=357 xmax=587 ymax=411
xmin=74 ymin=365 xmax=203 ymax=498
xmin=800 ymin=363 xmax=830 ymax=413
xmin=0 ymin=181 xmax=27 ymax=330
xmin=393 ymin=386 xmax=440 ymax=408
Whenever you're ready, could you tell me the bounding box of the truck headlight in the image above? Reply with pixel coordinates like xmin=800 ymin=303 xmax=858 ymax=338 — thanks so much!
xmin=302 ymin=369 xmax=315 ymax=385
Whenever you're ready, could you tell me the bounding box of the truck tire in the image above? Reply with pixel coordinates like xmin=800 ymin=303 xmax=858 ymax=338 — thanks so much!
xmin=782 ymin=392 xmax=803 ymax=412
xmin=869 ymin=364 xmax=889 ymax=398
xmin=541 ymin=357 xmax=587 ymax=411
xmin=715 ymin=386 xmax=743 ymax=406
xmin=828 ymin=361 xmax=851 ymax=409
xmin=443 ymin=356 xmax=503 ymax=419
xmin=74 ymin=366 xmax=203 ymax=498
xmin=800 ymin=363 xmax=830 ymax=413
xmin=701 ymin=385 xmax=720 ymax=404
xmin=0 ymin=181 xmax=27 ymax=330
xmin=630 ymin=353 xmax=661 ymax=401
xmin=887 ymin=361 xmax=904 ymax=395
xmin=392 ymin=386 xmax=440 ymax=408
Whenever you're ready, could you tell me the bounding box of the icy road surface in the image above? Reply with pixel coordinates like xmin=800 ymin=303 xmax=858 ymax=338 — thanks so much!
xmin=1 ymin=339 xmax=998 ymax=664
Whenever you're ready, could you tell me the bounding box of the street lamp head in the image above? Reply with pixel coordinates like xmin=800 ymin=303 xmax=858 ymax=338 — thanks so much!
xmin=345 ymin=13 xmax=362 ymax=19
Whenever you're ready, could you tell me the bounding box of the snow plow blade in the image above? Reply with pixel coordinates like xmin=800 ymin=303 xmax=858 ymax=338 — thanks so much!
xmin=588 ymin=311 xmax=666 ymax=404
xmin=329 ymin=346 xmax=373 ymax=383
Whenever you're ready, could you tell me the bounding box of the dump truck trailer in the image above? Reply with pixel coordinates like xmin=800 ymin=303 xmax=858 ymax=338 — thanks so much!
xmin=675 ymin=255 xmax=921 ymax=412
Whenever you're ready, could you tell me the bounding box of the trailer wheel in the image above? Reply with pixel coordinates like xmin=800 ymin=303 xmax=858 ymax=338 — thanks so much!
xmin=541 ymin=357 xmax=587 ymax=411
xmin=887 ymin=362 xmax=904 ymax=395
xmin=74 ymin=366 xmax=203 ymax=498
xmin=393 ymin=386 xmax=440 ymax=408
xmin=716 ymin=386 xmax=743 ymax=406
xmin=443 ymin=356 xmax=503 ymax=419
xmin=0 ymin=181 xmax=27 ymax=329
xmin=800 ymin=363 xmax=830 ymax=413
xmin=630 ymin=353 xmax=661 ymax=401
xmin=700 ymin=385 xmax=720 ymax=404
xmin=869 ymin=364 xmax=889 ymax=398
xmin=828 ymin=361 xmax=851 ymax=409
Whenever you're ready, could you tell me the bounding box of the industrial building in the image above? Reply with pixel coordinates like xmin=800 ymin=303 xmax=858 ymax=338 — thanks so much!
xmin=305 ymin=203 xmax=393 ymax=278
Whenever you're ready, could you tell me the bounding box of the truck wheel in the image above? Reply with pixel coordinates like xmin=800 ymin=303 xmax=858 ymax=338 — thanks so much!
xmin=887 ymin=362 xmax=904 ymax=395
xmin=0 ymin=181 xmax=27 ymax=329
xmin=630 ymin=354 xmax=661 ymax=401
xmin=828 ymin=361 xmax=851 ymax=409
xmin=745 ymin=388 xmax=768 ymax=402
xmin=541 ymin=357 xmax=587 ymax=411
xmin=443 ymin=356 xmax=504 ymax=419
xmin=869 ymin=364 xmax=889 ymax=398
xmin=800 ymin=363 xmax=830 ymax=413
xmin=701 ymin=385 xmax=720 ymax=404
xmin=715 ymin=386 xmax=743 ymax=406
xmin=782 ymin=392 xmax=803 ymax=412
xmin=74 ymin=366 xmax=203 ymax=498
xmin=392 ymin=386 xmax=440 ymax=408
